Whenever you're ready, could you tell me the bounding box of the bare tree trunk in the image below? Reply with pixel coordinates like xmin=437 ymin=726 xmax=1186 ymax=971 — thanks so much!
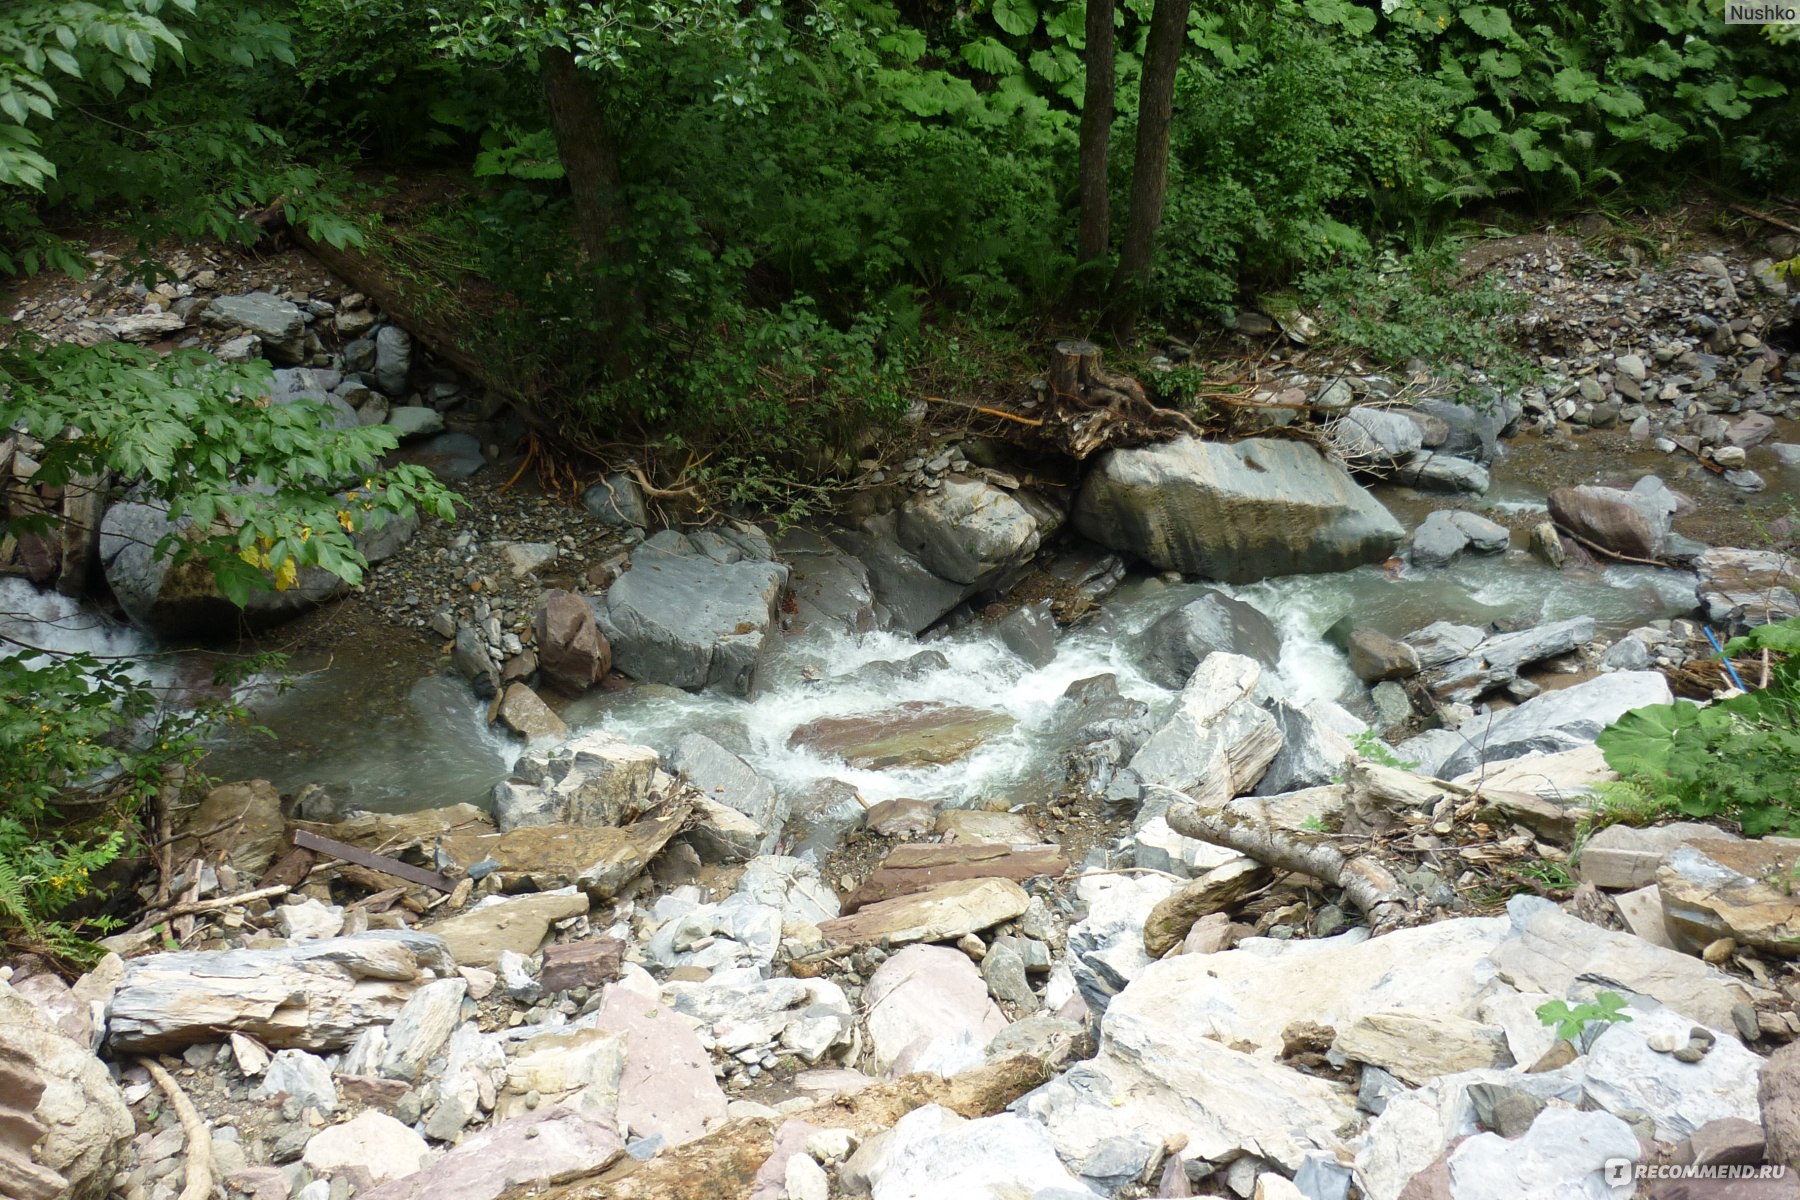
xmin=1077 ymin=0 xmax=1117 ymax=267
xmin=539 ymin=45 xmax=630 ymax=341
xmin=1114 ymin=0 xmax=1191 ymax=290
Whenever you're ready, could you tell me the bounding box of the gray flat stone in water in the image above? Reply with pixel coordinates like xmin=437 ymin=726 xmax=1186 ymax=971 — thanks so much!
xmin=1410 ymin=510 xmax=1469 ymax=567
xmin=1393 ymin=452 xmax=1490 ymax=494
xmin=1448 ymin=510 xmax=1509 ymax=553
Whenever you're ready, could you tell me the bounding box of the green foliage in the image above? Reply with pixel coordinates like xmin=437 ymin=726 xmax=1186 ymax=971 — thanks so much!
xmin=1302 ymin=244 xmax=1531 ymax=381
xmin=1536 ymin=990 xmax=1632 ymax=1043
xmin=1 ymin=340 xmax=458 ymax=604
xmin=1595 ymin=618 xmax=1800 ymax=836
xmin=1350 ymin=730 xmax=1421 ymax=772
xmin=1393 ymin=0 xmax=1800 ymax=200
xmin=1153 ymin=3 xmax=1461 ymax=315
xmin=0 ymin=648 xmax=267 ymax=959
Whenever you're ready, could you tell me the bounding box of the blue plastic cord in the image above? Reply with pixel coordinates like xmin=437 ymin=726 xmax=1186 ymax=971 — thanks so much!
xmin=1704 ymin=625 xmax=1748 ymax=691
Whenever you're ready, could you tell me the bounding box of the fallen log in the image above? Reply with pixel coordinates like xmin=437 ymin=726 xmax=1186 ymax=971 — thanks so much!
xmin=1163 ymin=794 xmax=1410 ymax=931
xmin=505 ymin=1052 xmax=1069 ymax=1200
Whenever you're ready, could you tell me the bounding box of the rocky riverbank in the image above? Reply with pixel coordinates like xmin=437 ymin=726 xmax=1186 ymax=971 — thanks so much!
xmin=4 ymin=215 xmax=1800 ymax=1200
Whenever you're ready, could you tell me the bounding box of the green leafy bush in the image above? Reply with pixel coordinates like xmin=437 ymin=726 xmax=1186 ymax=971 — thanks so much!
xmin=1595 ymin=618 xmax=1800 ymax=836
xmin=1154 ymin=6 xmax=1461 ymax=315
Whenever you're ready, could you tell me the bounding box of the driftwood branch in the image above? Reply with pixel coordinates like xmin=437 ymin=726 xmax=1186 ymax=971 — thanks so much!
xmin=142 ymin=1059 xmax=214 ymax=1200
xmin=1164 ymin=800 xmax=1410 ymax=931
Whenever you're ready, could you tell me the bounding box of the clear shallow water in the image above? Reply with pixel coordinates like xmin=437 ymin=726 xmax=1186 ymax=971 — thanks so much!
xmin=199 ymin=667 xmax=521 ymax=813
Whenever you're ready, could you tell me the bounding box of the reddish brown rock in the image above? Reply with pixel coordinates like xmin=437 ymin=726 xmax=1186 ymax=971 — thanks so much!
xmin=788 ymin=702 xmax=1014 ymax=769
xmin=535 ymin=589 xmax=610 ymax=694
xmin=843 ymin=843 xmax=1069 ymax=914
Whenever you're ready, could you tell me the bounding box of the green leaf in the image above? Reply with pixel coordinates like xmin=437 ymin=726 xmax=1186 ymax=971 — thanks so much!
xmin=991 ymin=0 xmax=1040 ymax=37
xmin=1459 ymin=5 xmax=1515 ymax=41
xmin=961 ymin=36 xmax=1022 ymax=74
xmin=1551 ymin=67 xmax=1601 ymax=104
xmin=1740 ymin=75 xmax=1787 ymax=100
xmin=1029 ymin=45 xmax=1081 ymax=84
xmin=1596 ymin=701 xmax=1706 ymax=778
xmin=1477 ymin=49 xmax=1521 ymax=79
xmin=1456 ymin=106 xmax=1503 ymax=138
xmin=1593 ymin=88 xmax=1645 ymax=119
xmin=877 ymin=27 xmax=928 ymax=61
xmin=1044 ymin=3 xmax=1086 ymax=47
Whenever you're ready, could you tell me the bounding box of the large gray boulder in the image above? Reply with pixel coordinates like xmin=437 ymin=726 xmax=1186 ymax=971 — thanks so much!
xmin=776 ymin=527 xmax=877 ymax=634
xmin=829 ymin=513 xmax=969 ymax=635
xmin=99 ymin=496 xmax=413 ymax=638
xmin=0 ymin=980 xmax=133 ymax=1200
xmin=595 ymin=530 xmax=788 ymax=694
xmin=1073 ymin=437 xmax=1403 ymax=581
xmin=1331 ymin=406 xmax=1423 ymax=466
xmin=1132 ymin=591 xmax=1281 ymax=688
xmin=896 ymin=477 xmax=1041 ymax=586
xmin=1438 ymin=671 xmax=1673 ymax=777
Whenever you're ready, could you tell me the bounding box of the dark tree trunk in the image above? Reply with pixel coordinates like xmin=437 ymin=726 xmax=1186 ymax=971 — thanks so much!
xmin=1114 ymin=0 xmax=1191 ymax=290
xmin=1077 ymin=0 xmax=1117 ymax=267
xmin=539 ymin=45 xmax=630 ymax=339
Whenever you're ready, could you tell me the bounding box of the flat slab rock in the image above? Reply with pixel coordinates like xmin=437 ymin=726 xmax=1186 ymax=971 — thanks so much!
xmin=426 ymin=891 xmax=589 ymax=968
xmin=438 ymin=803 xmax=688 ymax=899
xmin=358 ymin=1107 xmax=623 ymax=1200
xmin=841 ymin=843 xmax=1068 ymax=914
xmin=817 ymin=877 xmax=1030 ymax=947
xmin=1658 ymin=839 xmax=1800 ymax=956
xmin=107 ymin=932 xmax=453 ymax=1053
xmin=788 ymin=701 xmax=1015 ymax=770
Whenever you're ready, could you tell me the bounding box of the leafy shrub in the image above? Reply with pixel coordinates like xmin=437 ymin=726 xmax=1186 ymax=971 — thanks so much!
xmin=1595 ymin=618 xmax=1800 ymax=835
xmin=1154 ymin=6 xmax=1461 ymax=315
xmin=1391 ymin=0 xmax=1800 ymax=200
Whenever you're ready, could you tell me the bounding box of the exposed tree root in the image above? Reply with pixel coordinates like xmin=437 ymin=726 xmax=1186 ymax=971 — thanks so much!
xmin=142 ymin=1058 xmax=214 ymax=1200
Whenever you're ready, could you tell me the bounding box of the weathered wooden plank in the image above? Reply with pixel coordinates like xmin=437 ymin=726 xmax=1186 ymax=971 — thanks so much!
xmin=292 ymin=830 xmax=453 ymax=892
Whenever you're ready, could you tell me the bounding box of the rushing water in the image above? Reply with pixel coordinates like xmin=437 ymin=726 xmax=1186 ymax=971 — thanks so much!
xmin=3 ymin=456 xmax=1718 ymax=818
xmin=142 ymin=536 xmax=1705 ymax=815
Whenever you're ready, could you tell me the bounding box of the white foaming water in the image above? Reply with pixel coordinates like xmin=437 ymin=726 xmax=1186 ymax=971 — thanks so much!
xmin=579 ymin=617 xmax=1175 ymax=807
xmin=0 ymin=576 xmax=163 ymax=684
xmin=581 ymin=548 xmax=1703 ymax=808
